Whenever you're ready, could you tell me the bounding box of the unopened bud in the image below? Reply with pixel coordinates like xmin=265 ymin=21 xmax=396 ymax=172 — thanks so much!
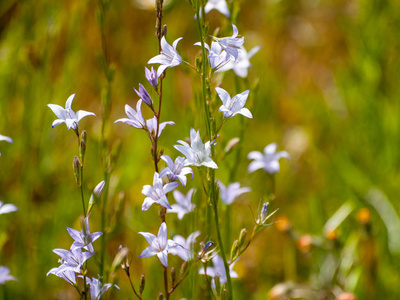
xmin=170 ymin=267 xmax=176 ymax=287
xmin=73 ymin=156 xmax=81 ymax=186
xmin=81 ymin=130 xmax=87 ymax=144
xmin=139 ymin=274 xmax=145 ymax=294
xmin=214 ymin=274 xmax=221 ymax=294
xmin=203 ymin=241 xmax=214 ymax=252
xmin=180 ymin=261 xmax=188 ymax=280
xmin=162 ymin=24 xmax=167 ymax=37
xmin=111 ymin=246 xmax=129 ymax=274
xmin=225 ymin=137 xmax=240 ymax=153
xmin=230 ymin=240 xmax=239 ymax=260
xmin=94 ymin=180 xmax=106 ymax=198
xmin=80 ymin=140 xmax=86 ymax=163
xmin=238 ymin=228 xmax=247 ymax=248
xmin=260 ymin=202 xmax=269 ymax=223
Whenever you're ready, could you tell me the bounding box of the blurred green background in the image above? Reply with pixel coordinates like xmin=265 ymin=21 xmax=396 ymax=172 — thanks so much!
xmin=0 ymin=0 xmax=399 ymax=299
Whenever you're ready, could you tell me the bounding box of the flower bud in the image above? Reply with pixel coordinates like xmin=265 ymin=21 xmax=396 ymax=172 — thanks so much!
xmin=260 ymin=202 xmax=269 ymax=223
xmin=145 ymin=67 xmax=158 ymax=88
xmin=224 ymin=137 xmax=240 ymax=153
xmin=73 ymin=156 xmax=81 ymax=186
xmin=134 ymin=84 xmax=153 ymax=108
xmin=179 ymin=261 xmax=188 ymax=280
xmin=162 ymin=24 xmax=167 ymax=37
xmin=111 ymin=246 xmax=129 ymax=274
xmin=230 ymin=240 xmax=239 ymax=261
xmin=170 ymin=267 xmax=176 ymax=287
xmin=139 ymin=274 xmax=145 ymax=295
xmin=238 ymin=228 xmax=247 ymax=248
xmin=94 ymin=180 xmax=106 ymax=198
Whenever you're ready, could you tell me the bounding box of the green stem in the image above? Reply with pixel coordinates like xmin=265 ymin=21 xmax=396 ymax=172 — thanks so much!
xmin=163 ymin=266 xmax=169 ymax=300
xmin=80 ymin=168 xmax=86 ymax=216
xmin=100 ymin=172 xmax=111 ymax=281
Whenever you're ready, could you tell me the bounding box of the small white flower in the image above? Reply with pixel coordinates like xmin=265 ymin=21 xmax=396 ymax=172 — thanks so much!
xmin=217 ymin=181 xmax=251 ymax=205
xmin=148 ymin=36 xmax=183 ymax=77
xmin=47 ymin=94 xmax=96 ymax=130
xmin=138 ymin=222 xmax=180 ymax=268
xmin=168 ymin=189 xmax=196 ymax=220
xmin=199 ymin=254 xmax=238 ymax=286
xmin=216 ymin=87 xmax=252 ymax=119
xmin=114 ymin=100 xmax=146 ymax=129
xmin=214 ymin=25 xmax=244 ymax=62
xmin=0 ymin=201 xmax=18 ymax=215
xmin=169 ymin=231 xmax=201 ymax=261
xmin=146 ymin=117 xmax=175 ymax=138
xmin=174 ymin=128 xmax=218 ymax=169
xmin=142 ymin=172 xmax=179 ymax=211
xmin=248 ymin=143 xmax=290 ymax=174
xmin=159 ymin=155 xmax=193 ymax=187
xmin=205 ymin=0 xmax=230 ymax=17
xmin=0 ymin=266 xmax=17 ymax=284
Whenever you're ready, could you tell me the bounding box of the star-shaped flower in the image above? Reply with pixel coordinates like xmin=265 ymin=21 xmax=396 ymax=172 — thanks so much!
xmin=48 ymin=247 xmax=95 ymax=275
xmin=159 ymin=155 xmax=193 ymax=187
xmin=217 ymin=181 xmax=251 ymax=205
xmin=138 ymin=222 xmax=180 ymax=268
xmin=47 ymin=94 xmax=96 ymax=130
xmin=217 ymin=46 xmax=261 ymax=78
xmin=148 ymin=36 xmax=183 ymax=77
xmin=0 ymin=266 xmax=17 ymax=284
xmin=174 ymin=128 xmax=218 ymax=169
xmin=146 ymin=117 xmax=175 ymax=139
xmin=114 ymin=100 xmax=146 ymax=129
xmin=142 ymin=172 xmax=179 ymax=211
xmin=0 ymin=201 xmax=18 ymax=215
xmin=168 ymin=189 xmax=196 ymax=220
xmin=248 ymin=143 xmax=290 ymax=174
xmin=214 ymin=25 xmax=244 ymax=62
xmin=199 ymin=254 xmax=238 ymax=286
xmin=205 ymin=0 xmax=230 ymax=17
xmin=67 ymin=216 xmax=103 ymax=253
xmin=216 ymin=87 xmax=252 ymax=119
xmin=169 ymin=231 xmax=201 ymax=261
xmin=194 ymin=41 xmax=230 ymax=70
xmin=85 ymin=277 xmax=120 ymax=300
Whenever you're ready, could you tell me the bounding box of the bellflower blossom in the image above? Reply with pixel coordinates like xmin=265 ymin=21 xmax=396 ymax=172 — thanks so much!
xmin=168 ymin=189 xmax=196 ymax=220
xmin=214 ymin=25 xmax=244 ymax=62
xmin=67 ymin=216 xmax=103 ymax=253
xmin=217 ymin=46 xmax=261 ymax=78
xmin=148 ymin=36 xmax=183 ymax=77
xmin=217 ymin=181 xmax=251 ymax=205
xmin=0 ymin=266 xmax=17 ymax=284
xmin=146 ymin=117 xmax=175 ymax=138
xmin=47 ymin=269 xmax=76 ymax=286
xmin=216 ymin=87 xmax=252 ymax=119
xmin=134 ymin=83 xmax=153 ymax=107
xmin=205 ymin=0 xmax=230 ymax=17
xmin=145 ymin=66 xmax=158 ymax=88
xmin=169 ymin=231 xmax=201 ymax=261
xmin=0 ymin=201 xmax=18 ymax=215
xmin=85 ymin=277 xmax=120 ymax=300
xmin=142 ymin=172 xmax=179 ymax=211
xmin=159 ymin=155 xmax=193 ymax=187
xmin=194 ymin=41 xmax=229 ymax=70
xmin=199 ymin=254 xmax=238 ymax=286
xmin=48 ymin=247 xmax=94 ymax=275
xmin=174 ymin=128 xmax=218 ymax=169
xmin=248 ymin=143 xmax=290 ymax=174
xmin=138 ymin=222 xmax=180 ymax=268
xmin=114 ymin=100 xmax=145 ymax=129
xmin=0 ymin=134 xmax=12 ymax=156
xmin=47 ymin=94 xmax=96 ymax=130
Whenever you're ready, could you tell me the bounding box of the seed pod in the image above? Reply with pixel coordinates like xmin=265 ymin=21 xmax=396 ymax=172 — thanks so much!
xmin=170 ymin=267 xmax=176 ymax=287
xmin=225 ymin=137 xmax=240 ymax=154
xmin=180 ymin=261 xmax=188 ymax=280
xmin=238 ymin=228 xmax=247 ymax=248
xmin=73 ymin=156 xmax=81 ymax=186
xmin=139 ymin=274 xmax=145 ymax=295
xmin=230 ymin=240 xmax=239 ymax=261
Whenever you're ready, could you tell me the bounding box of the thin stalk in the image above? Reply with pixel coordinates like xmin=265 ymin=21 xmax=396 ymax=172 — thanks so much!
xmin=80 ymin=168 xmax=86 ymax=216
xmin=163 ymin=266 xmax=169 ymax=300
xmin=127 ymin=274 xmax=142 ymax=299
xmin=99 ymin=171 xmax=111 ymax=280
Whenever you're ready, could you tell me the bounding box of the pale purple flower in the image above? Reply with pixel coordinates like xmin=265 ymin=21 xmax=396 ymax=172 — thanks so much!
xmin=199 ymin=254 xmax=238 ymax=285
xmin=48 ymin=247 xmax=95 ymax=275
xmin=0 ymin=134 xmax=12 ymax=156
xmin=93 ymin=180 xmax=106 ymax=198
xmin=67 ymin=216 xmax=103 ymax=253
xmin=217 ymin=46 xmax=261 ymax=78
xmin=146 ymin=117 xmax=175 ymax=138
xmin=168 ymin=189 xmax=196 ymax=220
xmin=205 ymin=0 xmax=230 ymax=17
xmin=85 ymin=277 xmax=120 ymax=300
xmin=169 ymin=231 xmax=201 ymax=261
xmin=138 ymin=222 xmax=180 ymax=268
xmin=159 ymin=155 xmax=193 ymax=187
xmin=142 ymin=172 xmax=179 ymax=211
xmin=174 ymin=128 xmax=218 ymax=169
xmin=145 ymin=66 xmax=158 ymax=88
xmin=0 ymin=201 xmax=18 ymax=215
xmin=114 ymin=100 xmax=146 ymax=129
xmin=148 ymin=36 xmax=183 ymax=77
xmin=214 ymin=25 xmax=244 ymax=62
xmin=0 ymin=266 xmax=17 ymax=284
xmin=217 ymin=181 xmax=251 ymax=205
xmin=47 ymin=269 xmax=76 ymax=286
xmin=248 ymin=143 xmax=290 ymax=174
xmin=47 ymin=94 xmax=96 ymax=130
xmin=194 ymin=41 xmax=230 ymax=70
xmin=134 ymin=83 xmax=153 ymax=107
xmin=216 ymin=87 xmax=252 ymax=119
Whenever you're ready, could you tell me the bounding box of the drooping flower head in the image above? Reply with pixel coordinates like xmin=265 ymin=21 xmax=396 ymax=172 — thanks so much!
xmin=168 ymin=189 xmax=196 ymax=220
xmin=214 ymin=25 xmax=244 ymax=62
xmin=169 ymin=231 xmax=201 ymax=261
xmin=148 ymin=36 xmax=183 ymax=77
xmin=248 ymin=143 xmax=290 ymax=174
xmin=114 ymin=100 xmax=146 ymax=129
xmin=142 ymin=172 xmax=179 ymax=211
xmin=217 ymin=181 xmax=251 ymax=205
xmin=216 ymin=87 xmax=252 ymax=119
xmin=47 ymin=94 xmax=96 ymax=130
xmin=205 ymin=0 xmax=230 ymax=17
xmin=174 ymin=128 xmax=218 ymax=169
xmin=159 ymin=155 xmax=193 ymax=187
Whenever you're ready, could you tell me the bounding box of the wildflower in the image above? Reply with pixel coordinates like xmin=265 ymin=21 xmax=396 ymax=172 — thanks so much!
xmin=47 ymin=269 xmax=76 ymax=286
xmin=142 ymin=172 xmax=179 ymax=211
xmin=216 ymin=87 xmax=252 ymax=119
xmin=205 ymin=0 xmax=230 ymax=17
xmin=145 ymin=66 xmax=158 ymax=88
xmin=159 ymin=155 xmax=193 ymax=187
xmin=259 ymin=202 xmax=269 ymax=224
xmin=148 ymin=36 xmax=183 ymax=77
xmin=174 ymin=128 xmax=218 ymax=169
xmin=146 ymin=117 xmax=175 ymax=139
xmin=93 ymin=180 xmax=106 ymax=199
xmin=199 ymin=254 xmax=238 ymax=285
xmin=67 ymin=216 xmax=103 ymax=253
xmin=214 ymin=25 xmax=244 ymax=62
xmin=168 ymin=189 xmax=196 ymax=219
xmin=138 ymin=222 xmax=180 ymax=268
xmin=0 ymin=134 xmax=12 ymax=155
xmin=217 ymin=181 xmax=251 ymax=205
xmin=0 ymin=266 xmax=17 ymax=284
xmin=0 ymin=201 xmax=18 ymax=215
xmin=169 ymin=231 xmax=201 ymax=261
xmin=85 ymin=277 xmax=120 ymax=300
xmin=114 ymin=100 xmax=146 ymax=129
xmin=134 ymin=83 xmax=153 ymax=107
xmin=49 ymin=247 xmax=94 ymax=274
xmin=47 ymin=94 xmax=96 ymax=130
xmin=248 ymin=143 xmax=290 ymax=174
xmin=217 ymin=46 xmax=261 ymax=78
xmin=194 ymin=41 xmax=229 ymax=70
